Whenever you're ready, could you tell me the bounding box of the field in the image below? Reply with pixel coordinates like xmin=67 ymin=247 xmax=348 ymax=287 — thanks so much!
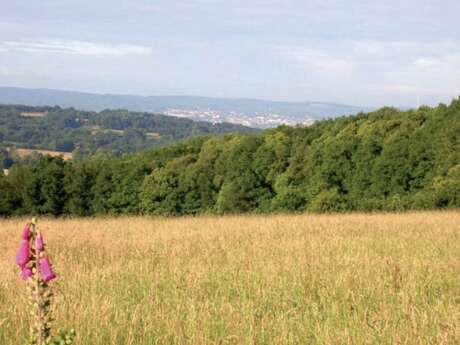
xmin=13 ymin=148 xmax=73 ymax=161
xmin=20 ymin=112 xmax=47 ymax=118
xmin=1 ymin=212 xmax=460 ymax=344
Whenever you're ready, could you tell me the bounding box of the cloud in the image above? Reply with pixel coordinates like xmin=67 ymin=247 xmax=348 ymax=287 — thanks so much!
xmin=0 ymin=66 xmax=12 ymax=76
xmin=274 ymin=39 xmax=460 ymax=105
xmin=0 ymin=39 xmax=153 ymax=56
xmin=0 ymin=66 xmax=25 ymax=78
xmin=276 ymin=46 xmax=354 ymax=75
xmin=413 ymin=57 xmax=441 ymax=67
xmin=279 ymin=40 xmax=460 ymax=66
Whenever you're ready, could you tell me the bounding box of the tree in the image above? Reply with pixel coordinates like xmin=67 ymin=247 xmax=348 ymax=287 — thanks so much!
xmin=63 ymin=162 xmax=94 ymax=216
xmin=24 ymin=157 xmax=66 ymax=216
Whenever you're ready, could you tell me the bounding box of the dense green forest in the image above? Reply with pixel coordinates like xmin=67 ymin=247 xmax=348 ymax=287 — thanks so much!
xmin=0 ymin=104 xmax=257 ymax=162
xmin=1 ymin=99 xmax=459 ymax=216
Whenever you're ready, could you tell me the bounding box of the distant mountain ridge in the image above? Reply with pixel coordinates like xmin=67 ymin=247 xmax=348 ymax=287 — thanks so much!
xmin=0 ymin=87 xmax=374 ymax=128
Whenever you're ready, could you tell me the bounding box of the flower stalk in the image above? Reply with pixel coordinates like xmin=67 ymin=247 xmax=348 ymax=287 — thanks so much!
xmin=16 ymin=218 xmax=75 ymax=345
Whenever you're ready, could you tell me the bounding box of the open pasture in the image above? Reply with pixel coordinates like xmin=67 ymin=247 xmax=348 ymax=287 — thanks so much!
xmin=1 ymin=212 xmax=460 ymax=344
xmin=13 ymin=148 xmax=73 ymax=161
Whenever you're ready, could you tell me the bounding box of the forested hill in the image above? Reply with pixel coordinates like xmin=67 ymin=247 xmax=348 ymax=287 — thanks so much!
xmin=0 ymin=104 xmax=257 ymax=157
xmin=1 ymin=99 xmax=459 ymax=216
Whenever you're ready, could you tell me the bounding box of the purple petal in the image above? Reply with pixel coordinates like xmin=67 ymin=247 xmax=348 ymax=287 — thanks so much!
xmin=35 ymin=234 xmax=44 ymax=251
xmin=16 ymin=240 xmax=30 ymax=268
xmin=21 ymin=267 xmax=33 ymax=280
xmin=39 ymin=256 xmax=57 ymax=282
xmin=21 ymin=225 xmax=31 ymax=241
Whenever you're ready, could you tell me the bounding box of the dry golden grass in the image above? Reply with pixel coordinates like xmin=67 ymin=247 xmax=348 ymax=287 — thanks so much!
xmin=1 ymin=212 xmax=460 ymax=344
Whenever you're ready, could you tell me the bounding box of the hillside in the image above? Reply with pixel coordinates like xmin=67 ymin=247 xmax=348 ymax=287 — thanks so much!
xmin=0 ymin=87 xmax=373 ymax=128
xmin=0 ymin=99 xmax=459 ymax=216
xmin=0 ymin=104 xmax=257 ymax=160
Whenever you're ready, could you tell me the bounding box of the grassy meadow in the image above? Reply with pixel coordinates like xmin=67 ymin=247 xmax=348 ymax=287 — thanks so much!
xmin=1 ymin=212 xmax=460 ymax=344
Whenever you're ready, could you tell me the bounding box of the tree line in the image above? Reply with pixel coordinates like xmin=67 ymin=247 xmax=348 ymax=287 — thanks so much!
xmin=1 ymin=99 xmax=459 ymax=216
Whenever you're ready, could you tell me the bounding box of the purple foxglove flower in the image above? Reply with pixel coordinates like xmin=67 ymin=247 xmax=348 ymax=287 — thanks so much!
xmin=35 ymin=234 xmax=44 ymax=251
xmin=16 ymin=240 xmax=30 ymax=268
xmin=39 ymin=257 xmax=57 ymax=282
xmin=21 ymin=225 xmax=31 ymax=240
xmin=21 ymin=267 xmax=33 ymax=280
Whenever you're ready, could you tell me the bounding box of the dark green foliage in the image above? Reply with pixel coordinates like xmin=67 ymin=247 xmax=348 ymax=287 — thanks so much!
xmin=141 ymin=155 xmax=196 ymax=215
xmin=0 ymin=165 xmax=32 ymax=216
xmin=308 ymin=188 xmax=350 ymax=213
xmin=63 ymin=162 xmax=94 ymax=216
xmin=90 ymin=161 xmax=114 ymax=215
xmin=24 ymin=157 xmax=66 ymax=216
xmin=0 ymin=147 xmax=14 ymax=169
xmin=1 ymin=99 xmax=460 ymax=216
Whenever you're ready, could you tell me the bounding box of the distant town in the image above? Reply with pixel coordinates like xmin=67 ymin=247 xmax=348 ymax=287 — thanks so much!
xmin=164 ymin=108 xmax=315 ymax=128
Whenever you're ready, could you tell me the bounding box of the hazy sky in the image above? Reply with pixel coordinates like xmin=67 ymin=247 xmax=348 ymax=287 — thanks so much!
xmin=1 ymin=0 xmax=459 ymax=107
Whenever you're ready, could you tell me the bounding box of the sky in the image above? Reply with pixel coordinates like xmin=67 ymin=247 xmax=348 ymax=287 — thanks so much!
xmin=0 ymin=0 xmax=459 ymax=107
